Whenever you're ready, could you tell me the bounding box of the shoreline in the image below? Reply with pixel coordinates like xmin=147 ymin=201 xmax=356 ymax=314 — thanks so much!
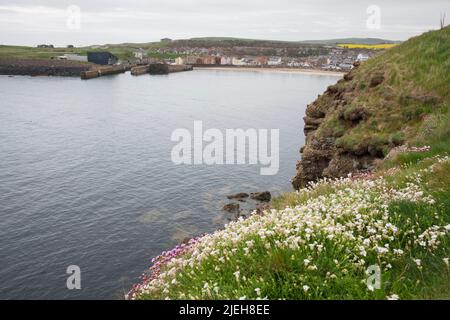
xmin=0 ymin=58 xmax=345 ymax=78
xmin=194 ymin=66 xmax=345 ymax=76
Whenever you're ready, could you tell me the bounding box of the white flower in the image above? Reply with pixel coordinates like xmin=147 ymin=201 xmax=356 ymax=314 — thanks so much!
xmin=239 ymin=296 xmax=246 ymax=300
xmin=376 ymin=247 xmax=389 ymax=255
xmin=387 ymin=294 xmax=400 ymax=300
xmin=129 ymin=156 xmax=450 ymax=299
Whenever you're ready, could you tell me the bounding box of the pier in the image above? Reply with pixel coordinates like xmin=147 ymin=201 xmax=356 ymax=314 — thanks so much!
xmin=81 ymin=65 xmax=129 ymax=80
xmin=81 ymin=63 xmax=193 ymax=79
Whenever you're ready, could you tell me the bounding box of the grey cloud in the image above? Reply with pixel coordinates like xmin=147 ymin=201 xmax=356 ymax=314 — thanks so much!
xmin=0 ymin=0 xmax=448 ymax=46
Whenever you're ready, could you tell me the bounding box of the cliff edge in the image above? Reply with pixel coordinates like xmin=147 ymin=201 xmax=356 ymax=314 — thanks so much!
xmin=293 ymin=26 xmax=450 ymax=189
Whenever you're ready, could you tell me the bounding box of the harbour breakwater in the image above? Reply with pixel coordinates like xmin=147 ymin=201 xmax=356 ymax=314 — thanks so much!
xmin=130 ymin=63 xmax=193 ymax=76
xmin=80 ymin=65 xmax=130 ymax=79
xmin=0 ymin=58 xmax=193 ymax=79
xmin=0 ymin=58 xmax=91 ymax=77
xmin=150 ymin=64 xmax=193 ymax=74
xmin=83 ymin=63 xmax=193 ymax=79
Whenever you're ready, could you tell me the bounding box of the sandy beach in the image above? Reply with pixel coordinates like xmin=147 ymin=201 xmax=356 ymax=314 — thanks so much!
xmin=194 ymin=66 xmax=345 ymax=76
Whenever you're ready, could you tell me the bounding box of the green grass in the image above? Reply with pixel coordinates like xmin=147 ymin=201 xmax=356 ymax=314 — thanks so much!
xmin=130 ymin=154 xmax=449 ymax=300
xmin=313 ymin=26 xmax=450 ymax=158
xmin=0 ymin=44 xmax=188 ymax=62
xmin=0 ymin=45 xmax=82 ymax=59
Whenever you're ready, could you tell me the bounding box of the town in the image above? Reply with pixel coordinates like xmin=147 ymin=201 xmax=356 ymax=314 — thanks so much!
xmin=0 ymin=37 xmax=397 ymax=78
xmin=151 ymin=38 xmax=374 ymax=71
xmin=50 ymin=37 xmax=389 ymax=72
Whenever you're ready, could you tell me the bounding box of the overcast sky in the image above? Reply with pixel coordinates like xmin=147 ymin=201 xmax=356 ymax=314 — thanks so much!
xmin=0 ymin=0 xmax=449 ymax=46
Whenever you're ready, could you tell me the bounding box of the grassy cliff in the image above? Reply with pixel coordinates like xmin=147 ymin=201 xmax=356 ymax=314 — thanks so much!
xmin=293 ymin=26 xmax=450 ymax=188
xmin=128 ymin=28 xmax=450 ymax=300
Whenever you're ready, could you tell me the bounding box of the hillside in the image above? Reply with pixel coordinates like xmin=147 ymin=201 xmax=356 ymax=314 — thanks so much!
xmin=300 ymin=38 xmax=401 ymax=45
xmin=0 ymin=36 xmax=397 ymax=61
xmin=174 ymin=36 xmax=399 ymax=46
xmin=128 ymin=27 xmax=449 ymax=300
xmin=0 ymin=45 xmax=140 ymax=61
xmin=293 ymin=26 xmax=450 ymax=188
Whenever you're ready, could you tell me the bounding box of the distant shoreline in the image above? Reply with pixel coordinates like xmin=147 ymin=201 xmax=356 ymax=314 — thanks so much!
xmin=194 ymin=66 xmax=345 ymax=76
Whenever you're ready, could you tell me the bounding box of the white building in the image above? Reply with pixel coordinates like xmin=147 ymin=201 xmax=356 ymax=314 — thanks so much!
xmin=175 ymin=57 xmax=185 ymax=65
xmin=357 ymin=53 xmax=369 ymax=61
xmin=63 ymin=54 xmax=88 ymax=62
xmin=232 ymin=57 xmax=245 ymax=66
xmin=268 ymin=57 xmax=282 ymax=66
xmin=133 ymin=49 xmax=147 ymax=60
xmin=220 ymin=56 xmax=232 ymax=65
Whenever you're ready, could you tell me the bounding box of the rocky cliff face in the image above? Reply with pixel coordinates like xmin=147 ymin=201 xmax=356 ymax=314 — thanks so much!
xmin=292 ymin=62 xmax=377 ymax=189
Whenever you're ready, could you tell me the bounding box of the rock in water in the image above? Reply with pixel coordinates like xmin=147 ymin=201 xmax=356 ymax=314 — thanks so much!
xmin=227 ymin=193 xmax=249 ymax=200
xmin=222 ymin=203 xmax=240 ymax=213
xmin=250 ymin=192 xmax=271 ymax=202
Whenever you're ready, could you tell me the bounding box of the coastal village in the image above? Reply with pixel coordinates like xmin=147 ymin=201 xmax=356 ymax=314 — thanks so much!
xmin=0 ymin=37 xmax=391 ymax=79
xmin=154 ymin=38 xmax=374 ymax=71
xmin=55 ymin=38 xmax=375 ymax=72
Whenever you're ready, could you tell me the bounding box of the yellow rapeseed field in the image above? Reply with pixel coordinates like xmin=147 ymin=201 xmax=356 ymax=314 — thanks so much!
xmin=337 ymin=43 xmax=397 ymax=49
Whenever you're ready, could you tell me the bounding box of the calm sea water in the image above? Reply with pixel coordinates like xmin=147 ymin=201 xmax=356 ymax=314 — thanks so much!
xmin=0 ymin=70 xmax=339 ymax=299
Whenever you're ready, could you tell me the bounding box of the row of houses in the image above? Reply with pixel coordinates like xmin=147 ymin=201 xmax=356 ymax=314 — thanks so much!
xmin=53 ymin=48 xmax=372 ymax=70
xmin=172 ymin=53 xmax=370 ymax=70
xmin=174 ymin=55 xmax=284 ymax=66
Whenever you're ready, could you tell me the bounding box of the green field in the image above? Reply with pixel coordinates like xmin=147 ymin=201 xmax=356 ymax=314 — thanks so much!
xmin=0 ymin=45 xmax=138 ymax=61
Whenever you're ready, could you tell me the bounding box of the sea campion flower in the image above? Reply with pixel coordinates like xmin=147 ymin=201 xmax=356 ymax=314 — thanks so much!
xmin=413 ymin=259 xmax=421 ymax=267
xmin=127 ymin=156 xmax=450 ymax=300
